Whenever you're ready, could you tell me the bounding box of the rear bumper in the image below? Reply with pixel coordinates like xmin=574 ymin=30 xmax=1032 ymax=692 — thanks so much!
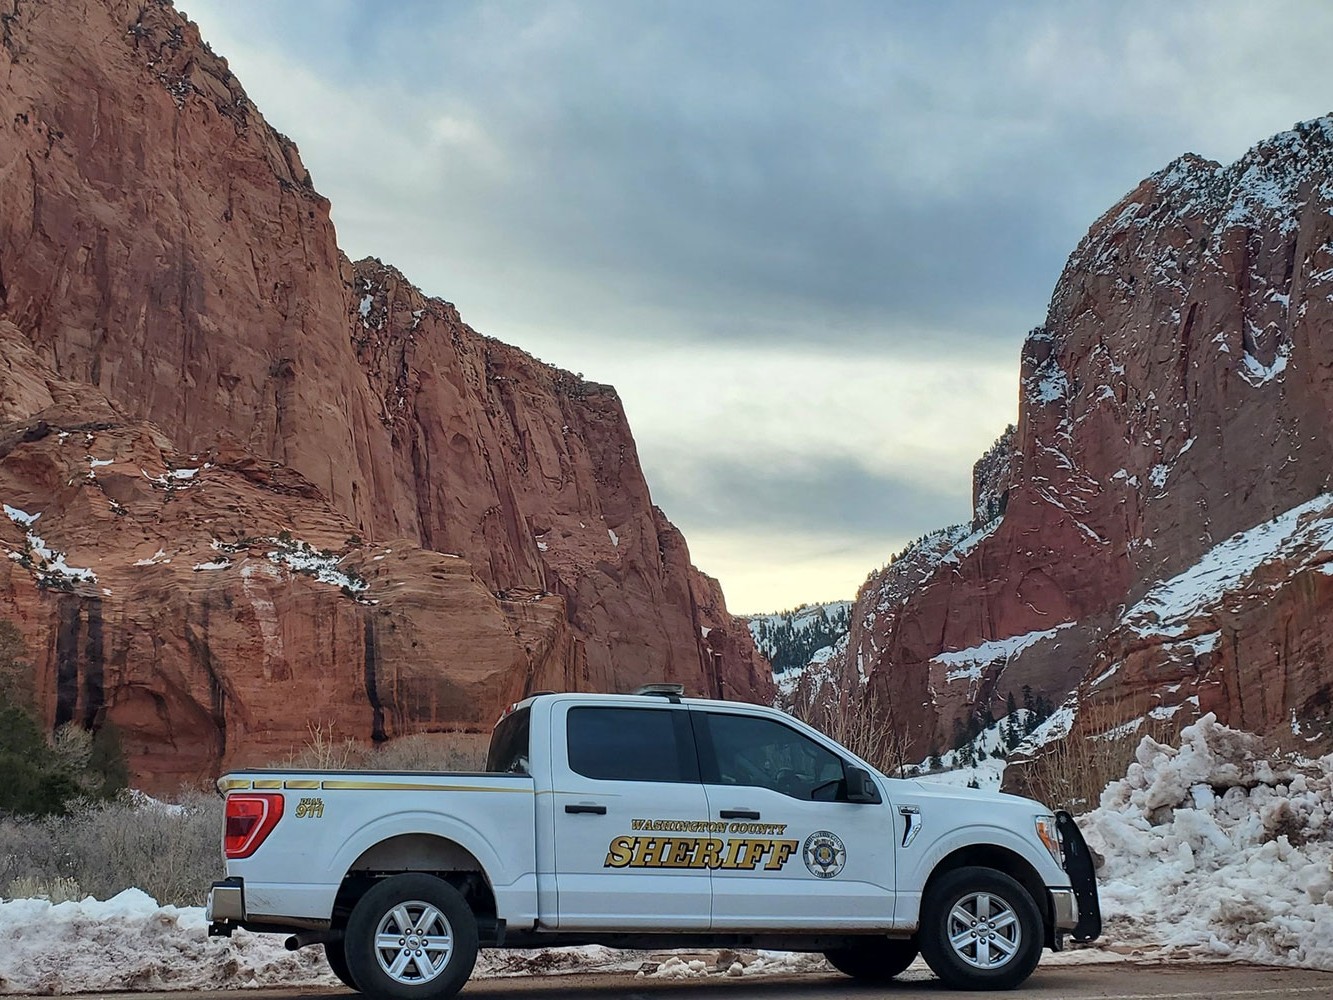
xmin=206 ymin=878 xmax=245 ymax=936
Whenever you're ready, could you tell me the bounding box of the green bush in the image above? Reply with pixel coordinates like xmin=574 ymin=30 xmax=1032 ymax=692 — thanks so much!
xmin=0 ymin=621 xmax=129 ymax=817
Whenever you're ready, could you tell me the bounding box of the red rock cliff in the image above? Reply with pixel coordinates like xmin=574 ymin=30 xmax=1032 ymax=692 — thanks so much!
xmin=845 ymin=117 xmax=1333 ymax=756
xmin=0 ymin=0 xmax=770 ymax=787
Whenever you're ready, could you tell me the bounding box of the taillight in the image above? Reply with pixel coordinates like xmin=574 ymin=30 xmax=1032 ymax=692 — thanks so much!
xmin=224 ymin=793 xmax=284 ymax=859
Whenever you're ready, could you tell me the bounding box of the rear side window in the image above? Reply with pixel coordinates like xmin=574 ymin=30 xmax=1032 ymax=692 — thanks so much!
xmin=487 ymin=707 xmax=531 ymax=774
xmin=566 ymin=706 xmax=698 ymax=783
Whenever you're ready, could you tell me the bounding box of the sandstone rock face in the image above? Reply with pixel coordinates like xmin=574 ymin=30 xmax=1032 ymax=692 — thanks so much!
xmin=844 ymin=118 xmax=1333 ymax=758
xmin=0 ymin=0 xmax=768 ymax=788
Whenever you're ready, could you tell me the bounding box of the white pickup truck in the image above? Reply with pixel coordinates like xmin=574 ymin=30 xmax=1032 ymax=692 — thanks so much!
xmin=207 ymin=688 xmax=1100 ymax=996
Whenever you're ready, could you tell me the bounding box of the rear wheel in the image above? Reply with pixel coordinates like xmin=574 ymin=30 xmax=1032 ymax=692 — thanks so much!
xmin=324 ymin=939 xmax=359 ymax=992
xmin=824 ymin=937 xmax=918 ymax=982
xmin=343 ymin=874 xmax=479 ymax=1000
xmin=918 ymin=866 xmax=1042 ymax=990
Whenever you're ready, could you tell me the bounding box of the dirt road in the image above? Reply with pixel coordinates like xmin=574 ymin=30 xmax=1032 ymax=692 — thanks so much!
xmin=25 ymin=961 xmax=1332 ymax=1000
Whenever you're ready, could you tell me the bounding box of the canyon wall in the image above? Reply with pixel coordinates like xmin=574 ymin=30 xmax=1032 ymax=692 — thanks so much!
xmin=0 ymin=0 xmax=769 ymax=787
xmin=842 ymin=118 xmax=1333 ymax=757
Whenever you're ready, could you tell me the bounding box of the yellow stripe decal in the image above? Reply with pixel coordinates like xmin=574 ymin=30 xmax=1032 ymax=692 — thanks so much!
xmin=283 ymin=779 xmax=322 ymax=790
xmin=251 ymin=779 xmax=284 ymax=790
xmin=319 ymin=780 xmax=532 ymax=793
xmin=218 ymin=779 xmax=252 ymax=792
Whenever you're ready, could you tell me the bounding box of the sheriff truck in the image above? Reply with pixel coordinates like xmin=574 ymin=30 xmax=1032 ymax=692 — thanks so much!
xmin=206 ymin=687 xmax=1100 ymax=997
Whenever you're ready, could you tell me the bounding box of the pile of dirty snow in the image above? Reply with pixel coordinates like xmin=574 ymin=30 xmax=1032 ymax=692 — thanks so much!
xmin=1080 ymin=713 xmax=1333 ymax=969
xmin=0 ymin=892 xmax=837 ymax=993
xmin=0 ymin=889 xmax=336 ymax=994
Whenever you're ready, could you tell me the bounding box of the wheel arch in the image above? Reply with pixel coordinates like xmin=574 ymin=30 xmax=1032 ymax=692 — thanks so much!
xmin=333 ymin=834 xmax=498 ymax=929
xmin=923 ymin=844 xmax=1053 ymax=942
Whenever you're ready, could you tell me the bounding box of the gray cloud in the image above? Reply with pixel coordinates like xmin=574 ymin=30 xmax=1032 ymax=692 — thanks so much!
xmin=652 ymin=453 xmax=966 ymax=542
xmin=194 ymin=0 xmax=1333 ymax=362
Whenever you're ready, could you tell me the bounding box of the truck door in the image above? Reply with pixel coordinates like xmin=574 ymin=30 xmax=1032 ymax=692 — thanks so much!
xmin=550 ymin=700 xmax=711 ymax=930
xmin=693 ymin=708 xmax=896 ymax=930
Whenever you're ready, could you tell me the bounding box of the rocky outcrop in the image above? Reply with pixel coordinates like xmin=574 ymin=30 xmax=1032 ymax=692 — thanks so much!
xmin=844 ymin=117 xmax=1333 ymax=758
xmin=0 ymin=0 xmax=769 ymax=787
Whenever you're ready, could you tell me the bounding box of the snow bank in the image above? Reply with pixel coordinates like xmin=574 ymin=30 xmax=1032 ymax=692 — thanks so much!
xmin=0 ymin=889 xmax=336 ymax=994
xmin=1080 ymin=713 xmax=1333 ymax=969
xmin=0 ymin=894 xmax=836 ymax=994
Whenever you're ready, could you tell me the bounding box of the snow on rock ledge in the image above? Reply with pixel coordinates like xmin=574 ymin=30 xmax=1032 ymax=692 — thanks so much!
xmin=1081 ymin=713 xmax=1333 ymax=969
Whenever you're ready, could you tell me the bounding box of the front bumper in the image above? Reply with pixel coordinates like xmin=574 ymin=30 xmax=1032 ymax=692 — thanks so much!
xmin=206 ymin=878 xmax=244 ymax=936
xmin=1050 ymin=887 xmax=1079 ymax=931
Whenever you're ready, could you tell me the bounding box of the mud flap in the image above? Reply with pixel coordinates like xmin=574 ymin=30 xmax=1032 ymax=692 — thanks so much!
xmin=1056 ymin=810 xmax=1102 ymax=942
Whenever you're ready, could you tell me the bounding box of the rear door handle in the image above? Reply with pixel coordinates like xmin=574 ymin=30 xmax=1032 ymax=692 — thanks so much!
xmin=564 ymin=803 xmax=607 ymax=815
xmin=720 ymin=809 xmax=760 ymax=820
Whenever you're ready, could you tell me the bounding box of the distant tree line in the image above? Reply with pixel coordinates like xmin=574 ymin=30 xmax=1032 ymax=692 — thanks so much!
xmin=752 ymin=604 xmax=852 ymax=675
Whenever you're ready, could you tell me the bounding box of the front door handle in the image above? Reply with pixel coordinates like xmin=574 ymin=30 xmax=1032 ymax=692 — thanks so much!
xmin=720 ymin=809 xmax=760 ymax=820
xmin=564 ymin=803 xmax=607 ymax=815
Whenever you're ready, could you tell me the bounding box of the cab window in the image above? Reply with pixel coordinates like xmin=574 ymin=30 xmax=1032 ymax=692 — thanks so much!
xmin=701 ymin=712 xmax=846 ymax=801
xmin=566 ymin=706 xmax=698 ymax=783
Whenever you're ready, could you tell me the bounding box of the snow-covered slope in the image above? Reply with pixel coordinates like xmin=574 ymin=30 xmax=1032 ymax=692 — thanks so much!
xmin=746 ymin=601 xmax=851 ymax=682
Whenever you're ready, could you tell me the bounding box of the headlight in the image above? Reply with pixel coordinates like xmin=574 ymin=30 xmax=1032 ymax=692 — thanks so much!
xmin=1035 ymin=814 xmax=1064 ymax=869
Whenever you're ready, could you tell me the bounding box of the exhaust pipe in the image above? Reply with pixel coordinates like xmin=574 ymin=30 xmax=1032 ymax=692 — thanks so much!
xmin=284 ymin=928 xmax=341 ymax=951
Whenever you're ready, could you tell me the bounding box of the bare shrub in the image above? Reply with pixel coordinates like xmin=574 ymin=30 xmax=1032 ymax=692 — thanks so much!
xmin=0 ymin=791 xmax=223 ymax=906
xmin=1012 ymin=700 xmax=1176 ymax=814
xmin=283 ymin=721 xmax=368 ymax=770
xmin=280 ymin=724 xmax=488 ymax=772
xmin=372 ymin=732 xmax=488 ymax=772
xmin=787 ymin=671 xmax=913 ymax=777
xmin=0 ymin=816 xmax=57 ymax=893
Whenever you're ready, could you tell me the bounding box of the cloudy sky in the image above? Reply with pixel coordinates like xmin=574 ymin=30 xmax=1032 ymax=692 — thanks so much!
xmin=187 ymin=0 xmax=1333 ymax=613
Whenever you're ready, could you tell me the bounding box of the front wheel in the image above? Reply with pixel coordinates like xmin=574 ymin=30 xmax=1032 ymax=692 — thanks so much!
xmin=824 ymin=936 xmax=918 ymax=982
xmin=918 ymin=866 xmax=1042 ymax=990
xmin=343 ymin=874 xmax=479 ymax=1000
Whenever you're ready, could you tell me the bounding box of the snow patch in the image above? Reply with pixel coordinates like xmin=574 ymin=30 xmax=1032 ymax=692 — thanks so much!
xmin=1238 ymin=339 xmax=1292 ymax=387
xmin=3 ymin=505 xmax=98 ymax=587
xmin=1124 ymin=494 xmax=1333 ymax=638
xmin=933 ymin=623 xmax=1075 ymax=684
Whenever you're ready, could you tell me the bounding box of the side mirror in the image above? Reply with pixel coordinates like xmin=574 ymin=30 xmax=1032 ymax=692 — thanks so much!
xmin=844 ymin=764 xmax=880 ymax=804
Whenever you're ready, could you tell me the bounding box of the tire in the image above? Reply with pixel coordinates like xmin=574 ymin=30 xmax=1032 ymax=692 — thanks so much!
xmin=917 ymin=866 xmax=1042 ymax=990
xmin=343 ymin=874 xmax=479 ymax=1000
xmin=824 ymin=937 xmax=918 ymax=982
xmin=324 ymin=939 xmax=360 ymax=992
